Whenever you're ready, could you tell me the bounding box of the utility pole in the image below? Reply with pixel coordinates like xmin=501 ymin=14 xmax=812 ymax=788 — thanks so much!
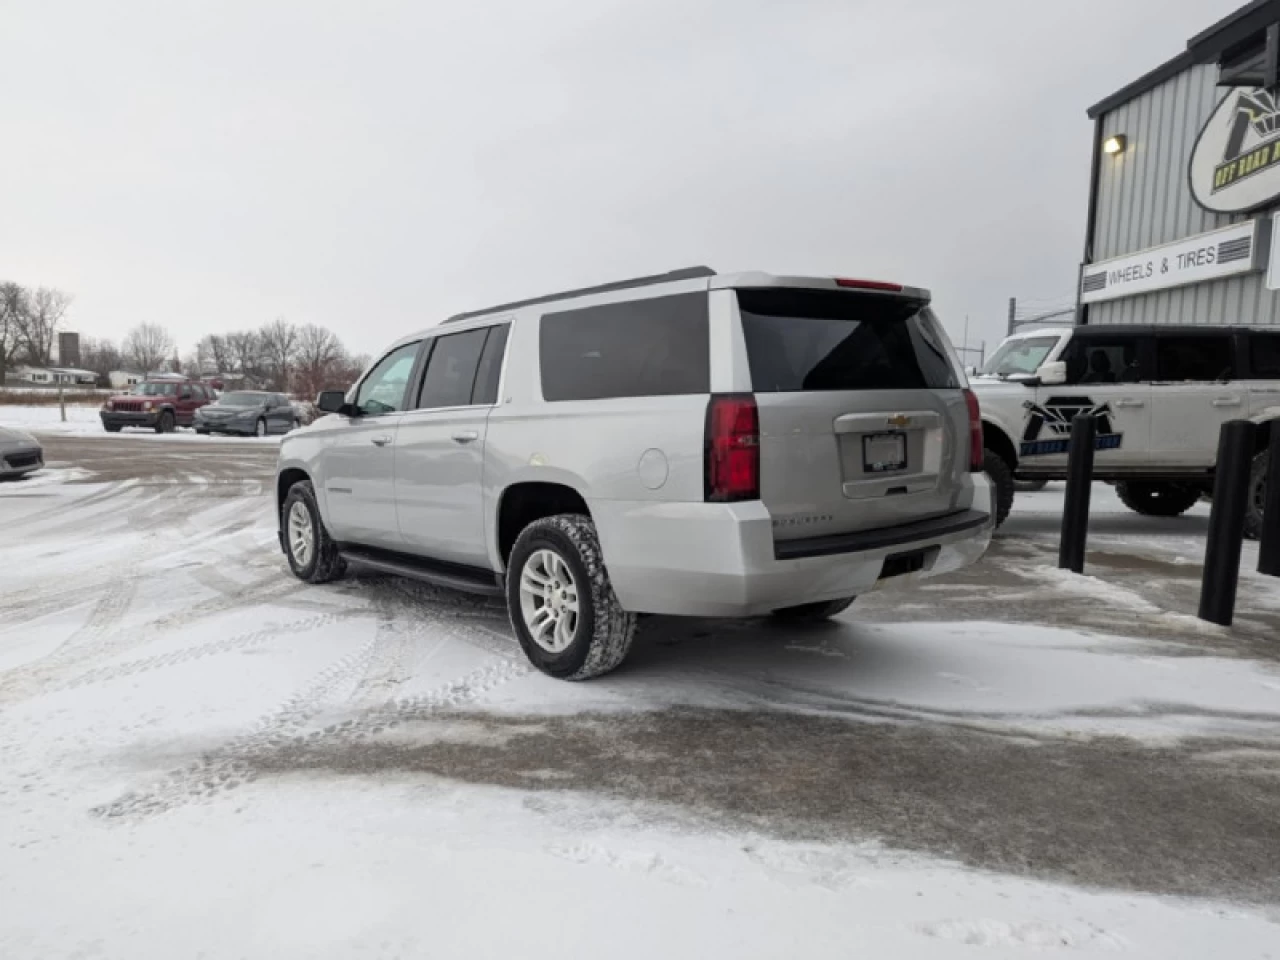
xmin=1006 ymin=297 xmax=1016 ymax=337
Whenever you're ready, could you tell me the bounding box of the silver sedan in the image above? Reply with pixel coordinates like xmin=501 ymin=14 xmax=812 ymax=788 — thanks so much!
xmin=0 ymin=426 xmax=43 ymax=479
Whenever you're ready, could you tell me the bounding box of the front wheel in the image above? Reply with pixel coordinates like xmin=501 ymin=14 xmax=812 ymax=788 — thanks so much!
xmin=1115 ymin=481 xmax=1201 ymax=518
xmin=772 ymin=597 xmax=856 ymax=622
xmin=984 ymin=448 xmax=1016 ymax=528
xmin=154 ymin=411 xmax=175 ymax=434
xmin=1245 ymin=450 xmax=1269 ymax=541
xmin=281 ymin=480 xmax=346 ymax=583
xmin=507 ymin=514 xmax=637 ymax=681
xmin=255 ymin=418 xmax=267 ymax=438
xmin=1014 ymin=477 xmax=1049 ymax=492
xmin=104 ymin=424 xmax=122 ymax=433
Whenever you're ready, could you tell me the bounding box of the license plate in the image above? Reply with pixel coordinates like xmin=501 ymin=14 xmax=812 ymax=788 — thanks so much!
xmin=863 ymin=432 xmax=907 ymax=473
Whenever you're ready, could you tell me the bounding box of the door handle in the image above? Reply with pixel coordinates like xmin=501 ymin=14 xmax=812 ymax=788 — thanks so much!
xmin=1212 ymin=397 xmax=1243 ymax=407
xmin=451 ymin=430 xmax=479 ymax=444
xmin=371 ymin=435 xmax=393 ymax=446
xmin=1113 ymin=399 xmax=1145 ymax=408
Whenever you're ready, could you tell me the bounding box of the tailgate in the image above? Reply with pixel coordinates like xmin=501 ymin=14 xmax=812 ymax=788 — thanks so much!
xmin=736 ymin=287 xmax=971 ymax=543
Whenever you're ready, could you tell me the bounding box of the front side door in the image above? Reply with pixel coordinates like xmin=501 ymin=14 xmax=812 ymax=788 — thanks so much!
xmin=321 ymin=341 xmax=422 ymax=547
xmin=176 ymin=384 xmax=198 ymax=425
xmin=396 ymin=323 xmax=509 ymax=568
xmin=1149 ymin=333 xmax=1244 ymax=469
xmin=1022 ymin=332 xmax=1153 ymax=471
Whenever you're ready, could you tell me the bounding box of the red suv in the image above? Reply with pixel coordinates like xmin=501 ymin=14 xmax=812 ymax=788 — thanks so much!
xmin=101 ymin=379 xmax=213 ymax=433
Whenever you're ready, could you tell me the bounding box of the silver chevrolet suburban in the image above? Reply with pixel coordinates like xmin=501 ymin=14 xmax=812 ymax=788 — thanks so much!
xmin=275 ymin=267 xmax=994 ymax=679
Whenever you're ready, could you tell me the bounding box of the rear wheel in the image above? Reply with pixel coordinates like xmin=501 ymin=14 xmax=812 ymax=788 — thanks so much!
xmin=255 ymin=418 xmax=267 ymax=438
xmin=507 ymin=514 xmax=637 ymax=681
xmin=282 ymin=480 xmax=346 ymax=583
xmin=1245 ymin=450 xmax=1268 ymax=541
xmin=984 ymin=448 xmax=1016 ymax=528
xmin=1115 ymin=481 xmax=1201 ymax=518
xmin=772 ymin=597 xmax=856 ymax=622
xmin=155 ymin=411 xmax=174 ymax=434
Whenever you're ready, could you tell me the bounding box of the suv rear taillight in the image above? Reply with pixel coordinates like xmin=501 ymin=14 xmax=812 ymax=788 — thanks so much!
xmin=963 ymin=388 xmax=983 ymax=472
xmin=705 ymin=394 xmax=760 ymax=502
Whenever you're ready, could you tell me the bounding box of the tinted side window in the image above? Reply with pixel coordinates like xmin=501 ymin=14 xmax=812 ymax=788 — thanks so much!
xmin=1156 ymin=336 xmax=1234 ymax=381
xmin=472 ymin=324 xmax=510 ymax=406
xmin=418 ymin=329 xmax=489 ymax=409
xmin=539 ymin=294 xmax=710 ymax=402
xmin=1249 ymin=332 xmax=1280 ymax=378
xmin=355 ymin=342 xmax=420 ymax=415
xmin=1061 ymin=336 xmax=1144 ymax=385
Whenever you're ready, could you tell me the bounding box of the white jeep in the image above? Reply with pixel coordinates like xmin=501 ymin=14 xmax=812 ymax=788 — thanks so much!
xmin=972 ymin=324 xmax=1279 ymax=537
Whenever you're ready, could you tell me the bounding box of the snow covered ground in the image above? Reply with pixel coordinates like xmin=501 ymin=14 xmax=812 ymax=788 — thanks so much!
xmin=2 ymin=443 xmax=1279 ymax=958
xmin=1 ymin=403 xmax=282 ymax=442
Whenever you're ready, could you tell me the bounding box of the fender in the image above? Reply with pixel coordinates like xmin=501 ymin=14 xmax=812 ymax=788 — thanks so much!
xmin=488 ymin=464 xmax=593 ymax=572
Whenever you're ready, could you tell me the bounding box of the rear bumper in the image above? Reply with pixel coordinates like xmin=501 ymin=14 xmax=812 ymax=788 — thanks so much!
xmin=592 ymin=475 xmax=995 ymax=617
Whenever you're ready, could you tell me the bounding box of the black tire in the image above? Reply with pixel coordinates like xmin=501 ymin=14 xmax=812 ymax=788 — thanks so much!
xmin=984 ymin=447 xmax=1016 ymax=528
xmin=506 ymin=514 xmax=637 ymax=681
xmin=195 ymin=428 xmax=210 ymax=436
xmin=104 ymin=424 xmax=122 ymax=433
xmin=1245 ymin=450 xmax=1268 ymax=541
xmin=1115 ymin=481 xmax=1201 ymax=518
xmin=255 ymin=418 xmax=267 ymax=438
xmin=155 ymin=411 xmax=175 ymax=434
xmin=1014 ymin=478 xmax=1049 ymax=492
xmin=772 ymin=596 xmax=856 ymax=622
xmin=292 ymin=419 xmax=301 ymax=431
xmin=281 ymin=480 xmax=346 ymax=583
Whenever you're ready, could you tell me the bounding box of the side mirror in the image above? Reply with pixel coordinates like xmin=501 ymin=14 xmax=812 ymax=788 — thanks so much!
xmin=1035 ymin=361 xmax=1067 ymax=386
xmin=316 ymin=390 xmax=351 ymax=415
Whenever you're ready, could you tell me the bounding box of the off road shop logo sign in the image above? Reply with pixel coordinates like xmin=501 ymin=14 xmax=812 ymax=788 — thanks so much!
xmin=1190 ymin=88 xmax=1280 ymax=214
xmin=1020 ymin=397 xmax=1122 ymax=458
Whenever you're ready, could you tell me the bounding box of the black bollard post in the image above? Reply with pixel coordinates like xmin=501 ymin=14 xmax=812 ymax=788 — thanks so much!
xmin=1058 ymin=414 xmax=1096 ymax=574
xmin=1199 ymin=420 xmax=1257 ymax=626
xmin=1260 ymin=427 xmax=1280 ymax=577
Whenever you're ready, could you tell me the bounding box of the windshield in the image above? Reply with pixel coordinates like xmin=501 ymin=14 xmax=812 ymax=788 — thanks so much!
xmin=217 ymin=392 xmax=266 ymax=406
xmin=980 ymin=336 xmax=1060 ymax=378
xmin=131 ymin=383 xmax=177 ymax=396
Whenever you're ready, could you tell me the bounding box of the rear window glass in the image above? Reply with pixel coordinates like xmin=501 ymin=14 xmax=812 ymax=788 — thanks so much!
xmin=1156 ymin=336 xmax=1234 ymax=381
xmin=1249 ymin=332 xmax=1280 ymax=378
xmin=540 ymin=293 xmax=710 ymax=401
xmin=737 ymin=289 xmax=960 ymax=392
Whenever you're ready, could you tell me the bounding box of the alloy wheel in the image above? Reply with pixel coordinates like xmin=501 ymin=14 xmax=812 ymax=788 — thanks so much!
xmin=518 ymin=548 xmax=580 ymax=653
xmin=288 ymin=501 xmax=314 ymax=568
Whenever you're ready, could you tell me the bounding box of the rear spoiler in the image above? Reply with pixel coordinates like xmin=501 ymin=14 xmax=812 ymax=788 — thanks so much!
xmin=712 ymin=272 xmax=930 ymax=303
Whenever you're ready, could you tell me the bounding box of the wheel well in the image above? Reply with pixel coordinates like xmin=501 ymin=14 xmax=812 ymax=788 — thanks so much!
xmin=277 ymin=468 xmax=310 ymax=517
xmin=982 ymin=421 xmax=1018 ymax=470
xmin=498 ymin=482 xmax=590 ymax=563
xmin=1257 ymin=418 xmax=1272 ymax=454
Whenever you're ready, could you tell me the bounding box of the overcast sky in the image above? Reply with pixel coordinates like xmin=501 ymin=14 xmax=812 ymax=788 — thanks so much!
xmin=1 ymin=0 xmax=1241 ymax=360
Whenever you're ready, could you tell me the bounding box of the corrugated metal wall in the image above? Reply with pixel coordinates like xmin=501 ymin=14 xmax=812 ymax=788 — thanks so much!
xmin=1089 ymin=63 xmax=1280 ymax=326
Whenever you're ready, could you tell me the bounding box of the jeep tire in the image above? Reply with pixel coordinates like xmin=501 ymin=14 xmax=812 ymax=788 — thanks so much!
xmin=1115 ymin=481 xmax=1201 ymax=518
xmin=155 ymin=410 xmax=175 ymax=434
xmin=1245 ymin=450 xmax=1269 ymax=541
xmin=984 ymin=447 xmax=1016 ymax=528
xmin=282 ymin=480 xmax=346 ymax=583
xmin=507 ymin=514 xmax=637 ymax=681
xmin=772 ymin=597 xmax=856 ymax=622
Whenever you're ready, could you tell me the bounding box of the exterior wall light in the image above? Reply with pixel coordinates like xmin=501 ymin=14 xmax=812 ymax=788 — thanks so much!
xmin=1103 ymin=134 xmax=1127 ymax=155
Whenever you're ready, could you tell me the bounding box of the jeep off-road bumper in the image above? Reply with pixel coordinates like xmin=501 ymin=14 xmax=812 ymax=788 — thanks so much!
xmin=101 ymin=411 xmax=162 ymax=429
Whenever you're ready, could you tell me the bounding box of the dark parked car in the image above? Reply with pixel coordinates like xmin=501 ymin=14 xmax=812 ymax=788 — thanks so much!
xmin=101 ymin=379 xmax=213 ymax=433
xmin=194 ymin=391 xmax=301 ymax=437
xmin=0 ymin=426 xmax=43 ymax=479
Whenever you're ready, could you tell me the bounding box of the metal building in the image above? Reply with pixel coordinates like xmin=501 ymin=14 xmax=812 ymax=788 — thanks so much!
xmin=1081 ymin=0 xmax=1280 ymax=327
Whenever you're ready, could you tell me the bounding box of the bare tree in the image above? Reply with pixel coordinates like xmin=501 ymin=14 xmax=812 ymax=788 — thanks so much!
xmin=292 ymin=323 xmax=345 ymax=399
xmin=225 ymin=330 xmax=263 ymax=386
xmin=13 ymin=286 xmax=73 ymax=366
xmin=79 ymin=337 xmax=124 ymax=384
xmin=0 ymin=282 xmax=29 ymax=373
xmin=123 ymin=323 xmax=176 ymax=375
xmin=258 ymin=317 xmax=299 ymax=391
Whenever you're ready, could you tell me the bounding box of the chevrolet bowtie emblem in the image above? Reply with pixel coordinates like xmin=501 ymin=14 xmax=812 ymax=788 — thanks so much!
xmin=887 ymin=414 xmax=912 ymax=428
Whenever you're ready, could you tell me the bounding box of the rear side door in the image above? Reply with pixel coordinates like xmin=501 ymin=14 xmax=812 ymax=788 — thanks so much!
xmin=321 ymin=341 xmax=423 ymax=547
xmin=270 ymin=394 xmax=293 ymax=432
xmin=737 ymin=286 xmax=970 ymax=541
xmin=1026 ymin=332 xmax=1153 ymax=470
xmin=395 ymin=323 xmax=509 ymax=567
xmin=1149 ymin=332 xmax=1243 ymax=468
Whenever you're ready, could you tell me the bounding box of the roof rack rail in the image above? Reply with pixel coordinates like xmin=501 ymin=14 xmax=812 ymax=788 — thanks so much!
xmin=442 ymin=266 xmax=716 ymax=324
